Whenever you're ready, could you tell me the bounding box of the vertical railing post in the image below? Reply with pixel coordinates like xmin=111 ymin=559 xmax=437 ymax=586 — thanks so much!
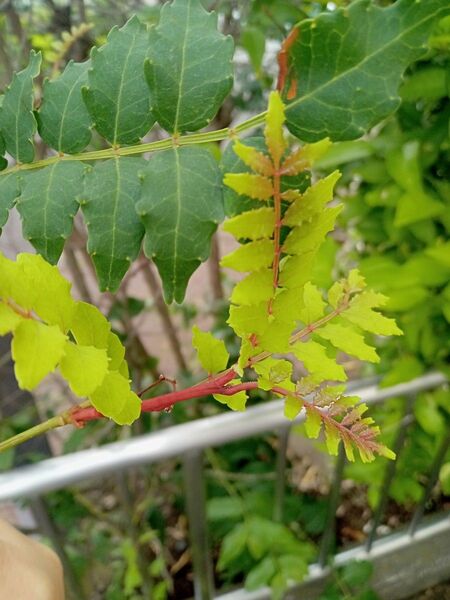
xmin=318 ymin=444 xmax=346 ymax=569
xmin=273 ymin=425 xmax=290 ymax=523
xmin=365 ymin=397 xmax=415 ymax=552
xmin=409 ymin=431 xmax=450 ymax=536
xmin=183 ymin=450 xmax=215 ymax=600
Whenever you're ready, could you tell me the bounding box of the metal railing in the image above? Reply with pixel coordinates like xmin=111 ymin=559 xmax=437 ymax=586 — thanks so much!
xmin=0 ymin=372 xmax=448 ymax=600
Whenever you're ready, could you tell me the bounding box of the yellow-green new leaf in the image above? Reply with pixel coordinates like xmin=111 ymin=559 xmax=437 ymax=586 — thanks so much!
xmin=221 ymin=239 xmax=274 ymax=272
xmin=107 ymin=332 xmax=126 ymax=370
xmin=192 ymin=325 xmax=229 ymax=374
xmin=231 ymin=270 xmax=273 ymax=306
xmin=281 ymin=139 xmax=332 ymax=175
xmin=324 ymin=421 xmax=340 ymax=456
xmin=254 ymin=357 xmax=293 ymax=391
xmin=265 ymin=91 xmax=286 ymax=165
xmin=284 ymin=395 xmax=303 ymax=420
xmin=12 ymin=320 xmax=66 ymax=389
xmin=328 ymin=281 xmax=345 ymax=309
xmin=0 ymin=303 xmax=22 ymax=335
xmin=292 ymin=340 xmax=346 ymax=382
xmin=223 ymin=207 xmax=275 ymax=240
xmin=343 ymin=306 xmax=402 ymax=337
xmin=223 ymin=173 xmax=273 ymax=201
xmin=114 ymin=391 xmax=141 ymax=425
xmin=14 ymin=254 xmax=76 ymax=332
xmin=228 ymin=302 xmax=269 ymax=337
xmin=214 ymin=382 xmax=247 ymax=411
xmin=89 ymin=371 xmax=131 ymax=421
xmin=283 ymin=206 xmax=342 ymax=255
xmin=232 ymin=140 xmax=273 ymax=176
xmin=279 ymin=252 xmax=316 ymax=289
xmin=304 ymin=407 xmax=322 ymax=438
xmin=70 ymin=302 xmax=110 ymax=349
xmin=316 ymin=323 xmax=379 ymax=363
xmin=298 ymin=282 xmax=325 ymax=324
xmin=60 ymin=341 xmax=109 ymax=397
xmin=283 ymin=171 xmax=341 ymax=227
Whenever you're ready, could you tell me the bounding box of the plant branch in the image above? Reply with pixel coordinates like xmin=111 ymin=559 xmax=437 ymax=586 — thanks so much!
xmin=0 ymin=297 xmax=350 ymax=452
xmin=1 ymin=111 xmax=267 ymax=175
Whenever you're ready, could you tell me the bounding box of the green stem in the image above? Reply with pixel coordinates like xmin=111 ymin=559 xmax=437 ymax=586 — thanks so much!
xmin=1 ymin=111 xmax=267 ymax=175
xmin=0 ymin=414 xmax=67 ymax=453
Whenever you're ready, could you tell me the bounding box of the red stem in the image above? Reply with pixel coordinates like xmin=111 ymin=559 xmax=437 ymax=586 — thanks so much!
xmin=268 ymin=167 xmax=282 ymax=314
xmin=70 ymin=369 xmax=239 ymax=425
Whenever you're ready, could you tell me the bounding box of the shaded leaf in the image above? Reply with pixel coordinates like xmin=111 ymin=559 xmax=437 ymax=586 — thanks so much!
xmin=137 ymin=146 xmax=224 ymax=303
xmin=284 ymin=0 xmax=449 ymax=141
xmin=38 ymin=60 xmax=92 ymax=153
xmin=16 ymin=162 xmax=85 ymax=264
xmin=146 ymin=0 xmax=234 ymax=133
xmin=0 ymin=51 xmax=41 ymax=163
xmin=81 ymin=157 xmax=145 ymax=291
xmin=83 ymin=16 xmax=154 ymax=145
xmin=0 ymin=172 xmax=21 ymax=231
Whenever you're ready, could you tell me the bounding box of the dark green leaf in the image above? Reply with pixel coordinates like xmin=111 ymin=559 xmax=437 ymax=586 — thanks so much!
xmin=0 ymin=51 xmax=41 ymax=163
xmin=245 ymin=556 xmax=276 ymax=590
xmin=38 ymin=60 xmax=92 ymax=154
xmin=285 ymin=0 xmax=450 ymax=141
xmin=81 ymin=157 xmax=145 ymax=292
xmin=0 ymin=172 xmax=21 ymax=231
xmin=83 ymin=16 xmax=154 ymax=145
xmin=146 ymin=0 xmax=234 ymax=133
xmin=16 ymin=162 xmax=85 ymax=263
xmin=341 ymin=560 xmax=374 ymax=588
xmin=0 ymin=132 xmax=7 ymax=171
xmin=137 ymin=147 xmax=224 ymax=303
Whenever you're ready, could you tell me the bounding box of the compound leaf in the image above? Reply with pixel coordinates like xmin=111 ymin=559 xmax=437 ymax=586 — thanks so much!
xmin=137 ymin=146 xmax=224 ymax=303
xmin=192 ymin=325 xmax=229 ymax=374
xmin=146 ymin=0 xmax=234 ymax=133
xmin=83 ymin=16 xmax=154 ymax=145
xmin=0 ymin=51 xmax=41 ymax=163
xmin=38 ymin=60 xmax=92 ymax=154
xmin=16 ymin=162 xmax=85 ymax=264
xmin=284 ymin=0 xmax=450 ymax=141
xmin=12 ymin=320 xmax=66 ymax=389
xmin=81 ymin=157 xmax=145 ymax=292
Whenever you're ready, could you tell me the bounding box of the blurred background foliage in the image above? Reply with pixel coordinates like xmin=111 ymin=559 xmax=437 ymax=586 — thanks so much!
xmin=0 ymin=0 xmax=449 ymax=599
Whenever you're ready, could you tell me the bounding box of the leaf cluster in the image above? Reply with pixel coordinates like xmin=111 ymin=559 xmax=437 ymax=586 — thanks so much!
xmin=0 ymin=252 xmax=140 ymax=425
xmin=0 ymin=0 xmax=448 ymax=302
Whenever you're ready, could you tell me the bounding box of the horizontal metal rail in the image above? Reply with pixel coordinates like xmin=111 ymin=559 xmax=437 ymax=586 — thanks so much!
xmin=218 ymin=515 xmax=450 ymax=600
xmin=0 ymin=372 xmax=446 ymax=501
